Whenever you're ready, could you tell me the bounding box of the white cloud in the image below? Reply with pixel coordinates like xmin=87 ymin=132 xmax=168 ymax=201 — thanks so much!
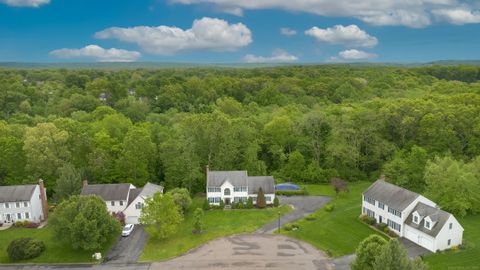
xmin=95 ymin=17 xmax=252 ymax=55
xmin=170 ymin=0 xmax=480 ymax=28
xmin=432 ymin=8 xmax=480 ymax=24
xmin=305 ymin=25 xmax=378 ymax=48
xmin=243 ymin=49 xmax=298 ymax=63
xmin=331 ymin=49 xmax=377 ymax=61
xmin=50 ymin=45 xmax=141 ymax=62
xmin=0 ymin=0 xmax=49 ymax=7
xmin=280 ymin=27 xmax=297 ymax=36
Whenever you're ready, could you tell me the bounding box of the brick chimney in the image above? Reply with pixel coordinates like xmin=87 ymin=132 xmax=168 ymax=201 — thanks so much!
xmin=38 ymin=179 xmax=48 ymax=220
xmin=83 ymin=180 xmax=88 ymax=187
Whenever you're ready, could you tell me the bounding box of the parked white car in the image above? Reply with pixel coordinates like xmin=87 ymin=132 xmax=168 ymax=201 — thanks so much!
xmin=122 ymin=224 xmax=134 ymax=237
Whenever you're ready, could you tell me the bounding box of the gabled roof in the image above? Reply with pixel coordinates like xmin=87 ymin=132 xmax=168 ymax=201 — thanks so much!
xmin=207 ymin=171 xmax=248 ymax=187
xmin=405 ymin=202 xmax=452 ymax=237
xmin=363 ymin=180 xmax=419 ymax=211
xmin=248 ymin=176 xmax=275 ymax=194
xmin=0 ymin=185 xmax=37 ymax=203
xmin=127 ymin=182 xmax=164 ymax=206
xmin=81 ymin=183 xmax=132 ymax=201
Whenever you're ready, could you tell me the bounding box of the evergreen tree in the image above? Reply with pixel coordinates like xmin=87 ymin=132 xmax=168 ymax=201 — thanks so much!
xmin=257 ymin=187 xmax=266 ymax=208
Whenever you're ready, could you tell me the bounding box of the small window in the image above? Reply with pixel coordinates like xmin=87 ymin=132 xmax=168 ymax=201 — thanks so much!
xmin=25 ymin=212 xmax=30 ymax=219
xmin=425 ymin=221 xmax=430 ymax=229
xmin=16 ymin=202 xmax=20 ymax=208
xmin=119 ymin=201 xmax=124 ymax=206
xmin=24 ymin=202 xmax=28 ymax=207
xmin=449 ymin=223 xmax=453 ymax=230
xmin=413 ymin=216 xmax=418 ymax=223
xmin=378 ymin=202 xmax=385 ymax=210
xmin=208 ymin=197 xmax=214 ymax=203
xmin=448 ymin=239 xmax=451 ymax=246
xmin=111 ymin=201 xmax=115 ymax=206
xmin=224 ymin=188 xmax=231 ymax=196
xmin=17 ymin=213 xmax=22 ymax=219
xmin=266 ymin=196 xmax=272 ymax=202
xmin=5 ymin=203 xmax=9 ymax=209
xmin=135 ymin=202 xmax=143 ymax=209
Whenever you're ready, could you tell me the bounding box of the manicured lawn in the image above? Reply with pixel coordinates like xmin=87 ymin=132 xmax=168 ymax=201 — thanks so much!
xmin=424 ymin=214 xmax=480 ymax=270
xmin=301 ymin=184 xmax=336 ymax=196
xmin=140 ymin=198 xmax=291 ymax=261
xmin=0 ymin=226 xmax=116 ymax=263
xmin=281 ymin=182 xmax=384 ymax=257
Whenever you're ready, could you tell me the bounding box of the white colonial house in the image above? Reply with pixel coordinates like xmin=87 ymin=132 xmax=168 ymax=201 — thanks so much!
xmin=362 ymin=179 xmax=463 ymax=252
xmin=206 ymin=166 xmax=275 ymax=206
xmin=0 ymin=179 xmax=49 ymax=224
xmin=80 ymin=181 xmax=163 ymax=224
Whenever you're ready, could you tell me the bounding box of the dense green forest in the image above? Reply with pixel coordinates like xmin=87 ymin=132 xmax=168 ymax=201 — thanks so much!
xmin=1 ymin=65 xmax=480 ymax=214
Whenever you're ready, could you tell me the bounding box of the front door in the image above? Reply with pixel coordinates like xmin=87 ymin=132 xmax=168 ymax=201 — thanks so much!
xmin=379 ymin=216 xmax=383 ymax=223
xmin=6 ymin=214 xmax=11 ymax=222
xmin=225 ymin=198 xmax=231 ymax=205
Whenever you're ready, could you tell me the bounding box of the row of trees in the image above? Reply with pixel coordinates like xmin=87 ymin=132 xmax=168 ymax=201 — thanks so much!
xmin=0 ymin=66 xmax=480 ymax=216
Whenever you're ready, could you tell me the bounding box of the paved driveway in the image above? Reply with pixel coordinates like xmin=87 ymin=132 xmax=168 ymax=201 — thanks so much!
xmin=151 ymin=234 xmax=333 ymax=270
xmin=399 ymin=237 xmax=432 ymax=258
xmin=104 ymin=225 xmax=147 ymax=264
xmin=257 ymin=195 xmax=331 ymax=233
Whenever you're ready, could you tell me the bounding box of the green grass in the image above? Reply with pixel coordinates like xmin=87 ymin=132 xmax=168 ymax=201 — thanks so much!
xmin=0 ymin=226 xmax=116 ymax=263
xmin=424 ymin=214 xmax=480 ymax=270
xmin=281 ymin=182 xmax=384 ymax=257
xmin=301 ymin=184 xmax=336 ymax=196
xmin=140 ymin=198 xmax=291 ymax=261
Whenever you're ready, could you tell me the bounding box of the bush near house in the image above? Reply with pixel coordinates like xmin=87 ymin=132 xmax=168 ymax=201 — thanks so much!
xmin=275 ymin=189 xmax=308 ymax=196
xmin=7 ymin=238 xmax=45 ymax=261
xmin=273 ymin=197 xmax=279 ymax=207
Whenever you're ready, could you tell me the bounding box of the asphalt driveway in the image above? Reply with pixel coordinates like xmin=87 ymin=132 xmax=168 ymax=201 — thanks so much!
xmin=104 ymin=225 xmax=147 ymax=264
xmin=257 ymin=195 xmax=332 ymax=233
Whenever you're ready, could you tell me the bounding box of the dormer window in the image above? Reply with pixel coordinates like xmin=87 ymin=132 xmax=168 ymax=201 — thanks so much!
xmin=425 ymin=221 xmax=430 ymax=229
xmin=413 ymin=215 xmax=418 ymax=223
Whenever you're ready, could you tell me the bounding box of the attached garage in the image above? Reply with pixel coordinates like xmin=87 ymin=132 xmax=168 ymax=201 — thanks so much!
xmin=126 ymin=216 xmax=139 ymax=224
xmin=404 ymin=225 xmax=435 ymax=252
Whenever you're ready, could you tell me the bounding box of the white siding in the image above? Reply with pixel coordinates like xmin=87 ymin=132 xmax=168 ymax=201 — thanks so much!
xmin=0 ymin=185 xmax=44 ymax=223
xmin=434 ymin=215 xmax=463 ymax=251
xmin=123 ymin=196 xmax=145 ymax=224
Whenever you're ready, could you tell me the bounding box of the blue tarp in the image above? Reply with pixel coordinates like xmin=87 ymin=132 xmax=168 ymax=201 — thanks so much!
xmin=275 ymin=183 xmax=300 ymax=191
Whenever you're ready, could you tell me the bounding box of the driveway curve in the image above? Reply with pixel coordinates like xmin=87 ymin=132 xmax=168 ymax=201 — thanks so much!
xmin=151 ymin=233 xmax=333 ymax=270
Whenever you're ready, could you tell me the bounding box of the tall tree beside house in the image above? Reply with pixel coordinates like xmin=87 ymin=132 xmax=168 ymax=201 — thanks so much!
xmin=256 ymin=187 xmax=266 ymax=209
xmin=373 ymin=239 xmax=428 ymax=270
xmin=49 ymin=195 xmax=121 ymax=251
xmin=140 ymin=193 xmax=183 ymax=240
xmin=167 ymin=188 xmax=192 ymax=214
xmin=351 ymin=235 xmax=388 ymax=270
xmin=55 ymin=163 xmax=82 ymax=201
xmin=424 ymin=155 xmax=480 ymax=217
xmin=331 ymin=178 xmax=349 ymax=198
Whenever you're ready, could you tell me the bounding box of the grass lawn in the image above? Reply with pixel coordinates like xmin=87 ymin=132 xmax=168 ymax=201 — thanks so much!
xmin=140 ymin=198 xmax=291 ymax=261
xmin=0 ymin=226 xmax=117 ymax=263
xmin=301 ymin=184 xmax=336 ymax=197
xmin=281 ymin=182 xmax=384 ymax=257
xmin=424 ymin=214 xmax=480 ymax=270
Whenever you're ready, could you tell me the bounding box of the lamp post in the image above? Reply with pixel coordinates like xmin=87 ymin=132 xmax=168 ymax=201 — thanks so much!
xmin=277 ymin=211 xmax=281 ymax=232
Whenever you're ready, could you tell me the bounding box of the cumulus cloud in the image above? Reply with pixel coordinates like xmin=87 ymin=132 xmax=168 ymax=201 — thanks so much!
xmin=243 ymin=49 xmax=298 ymax=63
xmin=170 ymin=0 xmax=480 ymax=28
xmin=432 ymin=8 xmax=480 ymax=24
xmin=331 ymin=49 xmax=377 ymax=61
xmin=305 ymin=25 xmax=378 ymax=48
xmin=280 ymin=27 xmax=297 ymax=36
xmin=95 ymin=17 xmax=252 ymax=55
xmin=50 ymin=45 xmax=141 ymax=62
xmin=0 ymin=0 xmax=49 ymax=7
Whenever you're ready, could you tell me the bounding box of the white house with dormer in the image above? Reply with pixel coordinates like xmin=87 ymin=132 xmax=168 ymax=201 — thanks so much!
xmin=81 ymin=181 xmax=163 ymax=224
xmin=205 ymin=166 xmax=275 ymax=206
xmin=362 ymin=179 xmax=463 ymax=252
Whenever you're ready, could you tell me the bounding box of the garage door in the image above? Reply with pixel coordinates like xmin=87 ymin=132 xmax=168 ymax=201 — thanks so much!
xmin=404 ymin=227 xmax=418 ymax=242
xmin=405 ymin=226 xmax=435 ymax=251
xmin=419 ymin=236 xmax=434 ymax=251
xmin=126 ymin=216 xmax=139 ymax=224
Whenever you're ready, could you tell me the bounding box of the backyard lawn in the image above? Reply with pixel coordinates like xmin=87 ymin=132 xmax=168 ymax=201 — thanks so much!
xmin=301 ymin=184 xmax=336 ymax=197
xmin=281 ymin=181 xmax=384 ymax=257
xmin=0 ymin=226 xmax=116 ymax=263
xmin=140 ymin=198 xmax=291 ymax=261
xmin=424 ymin=214 xmax=480 ymax=269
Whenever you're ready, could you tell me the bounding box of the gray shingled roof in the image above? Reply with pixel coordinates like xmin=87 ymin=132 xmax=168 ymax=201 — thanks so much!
xmin=207 ymin=171 xmax=248 ymax=187
xmin=81 ymin=183 xmax=131 ymax=201
xmin=0 ymin=185 xmax=37 ymax=203
xmin=127 ymin=183 xmax=164 ymax=206
xmin=405 ymin=202 xmax=452 ymax=237
xmin=363 ymin=180 xmax=419 ymax=211
xmin=248 ymin=176 xmax=275 ymax=194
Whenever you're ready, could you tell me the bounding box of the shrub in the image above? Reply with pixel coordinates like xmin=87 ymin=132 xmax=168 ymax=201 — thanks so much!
xmin=360 ymin=215 xmax=376 ymax=225
xmin=305 ymin=214 xmax=316 ymax=221
xmin=388 ymin=230 xmax=398 ymax=238
xmin=273 ymin=197 xmax=279 ymax=207
xmin=193 ymin=208 xmax=204 ymax=234
xmin=450 ymin=245 xmax=458 ymax=252
xmin=246 ymin=197 xmax=253 ymax=209
xmin=219 ymin=200 xmax=225 ymax=209
xmin=377 ymin=223 xmax=388 ymax=231
xmin=25 ymin=222 xmax=40 ymax=228
xmin=275 ymin=189 xmax=307 ymax=196
xmin=202 ymin=199 xmax=210 ymax=210
xmin=284 ymin=223 xmax=300 ymax=231
xmin=383 ymin=226 xmax=390 ymax=234
xmin=112 ymin=211 xmax=126 ymax=226
xmin=324 ymin=203 xmax=335 ymax=212
xmin=7 ymin=238 xmax=46 ymax=261
xmin=167 ymin=188 xmax=192 ymax=214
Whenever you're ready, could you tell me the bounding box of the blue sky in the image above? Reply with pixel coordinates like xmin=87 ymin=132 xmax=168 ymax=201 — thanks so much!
xmin=1 ymin=0 xmax=480 ymax=63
